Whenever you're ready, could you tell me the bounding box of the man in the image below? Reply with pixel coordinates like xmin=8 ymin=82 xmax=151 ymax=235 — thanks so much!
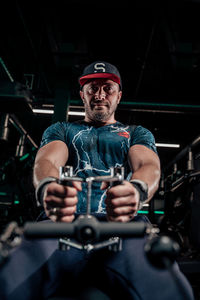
xmin=34 ymin=61 xmax=160 ymax=223
xmin=0 ymin=61 xmax=194 ymax=300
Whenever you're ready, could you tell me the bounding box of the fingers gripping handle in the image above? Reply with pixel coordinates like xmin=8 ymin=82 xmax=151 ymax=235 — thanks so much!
xmin=85 ymin=167 xmax=125 ymax=214
xmin=58 ymin=166 xmax=124 ymax=215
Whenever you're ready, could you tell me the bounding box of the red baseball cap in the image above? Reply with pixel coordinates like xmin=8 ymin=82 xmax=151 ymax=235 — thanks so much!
xmin=79 ymin=61 xmax=122 ymax=90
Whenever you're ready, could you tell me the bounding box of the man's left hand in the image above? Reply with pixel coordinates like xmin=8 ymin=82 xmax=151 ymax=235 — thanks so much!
xmin=102 ymin=181 xmax=140 ymax=222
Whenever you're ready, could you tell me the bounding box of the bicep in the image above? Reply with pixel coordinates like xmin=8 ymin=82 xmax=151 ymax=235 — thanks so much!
xmin=35 ymin=140 xmax=69 ymax=168
xmin=128 ymin=144 xmax=160 ymax=173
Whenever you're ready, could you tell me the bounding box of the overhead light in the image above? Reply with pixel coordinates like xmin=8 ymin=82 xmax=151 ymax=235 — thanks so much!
xmin=69 ymin=111 xmax=85 ymax=116
xmin=156 ymin=143 xmax=180 ymax=148
xmin=33 ymin=109 xmax=54 ymax=114
xmin=33 ymin=109 xmax=85 ymax=116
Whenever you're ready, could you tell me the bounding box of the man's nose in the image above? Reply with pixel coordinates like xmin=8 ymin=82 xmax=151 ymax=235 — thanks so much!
xmin=94 ymin=87 xmax=106 ymax=100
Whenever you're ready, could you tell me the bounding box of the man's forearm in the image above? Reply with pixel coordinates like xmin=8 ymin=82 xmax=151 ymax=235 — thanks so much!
xmin=33 ymin=140 xmax=69 ymax=188
xmin=131 ymin=163 xmax=160 ymax=201
xmin=33 ymin=159 xmax=60 ymax=188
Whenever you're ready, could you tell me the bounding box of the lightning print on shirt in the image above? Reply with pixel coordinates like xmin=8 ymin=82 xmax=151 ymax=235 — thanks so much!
xmin=70 ymin=124 xmax=126 ymax=212
xmin=40 ymin=120 xmax=157 ymax=213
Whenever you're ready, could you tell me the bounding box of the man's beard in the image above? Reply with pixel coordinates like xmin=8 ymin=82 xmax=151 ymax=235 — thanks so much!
xmin=85 ymin=106 xmax=112 ymax=122
xmin=93 ymin=111 xmax=110 ymax=122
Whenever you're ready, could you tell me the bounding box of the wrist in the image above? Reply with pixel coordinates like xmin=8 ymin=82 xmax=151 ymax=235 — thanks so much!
xmin=35 ymin=177 xmax=58 ymax=206
xmin=129 ymin=179 xmax=148 ymax=209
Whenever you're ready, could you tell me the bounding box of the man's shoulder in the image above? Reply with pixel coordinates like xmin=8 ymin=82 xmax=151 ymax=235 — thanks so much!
xmin=117 ymin=123 xmax=153 ymax=136
xmin=128 ymin=124 xmax=157 ymax=153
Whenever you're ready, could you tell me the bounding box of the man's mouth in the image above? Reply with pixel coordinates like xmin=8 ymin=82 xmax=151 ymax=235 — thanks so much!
xmin=92 ymin=102 xmax=109 ymax=108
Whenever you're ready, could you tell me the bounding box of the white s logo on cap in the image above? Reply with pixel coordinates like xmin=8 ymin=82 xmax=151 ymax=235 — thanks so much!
xmin=94 ymin=63 xmax=106 ymax=73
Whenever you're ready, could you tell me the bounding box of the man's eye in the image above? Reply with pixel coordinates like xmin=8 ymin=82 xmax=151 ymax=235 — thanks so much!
xmin=89 ymin=86 xmax=98 ymax=93
xmin=104 ymin=86 xmax=113 ymax=93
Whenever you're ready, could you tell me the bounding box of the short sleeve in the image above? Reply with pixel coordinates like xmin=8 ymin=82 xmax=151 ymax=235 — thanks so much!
xmin=39 ymin=122 xmax=66 ymax=148
xmin=130 ymin=125 xmax=157 ymax=153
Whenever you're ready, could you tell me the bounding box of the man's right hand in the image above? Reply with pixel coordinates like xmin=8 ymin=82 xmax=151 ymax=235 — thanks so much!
xmin=43 ymin=181 xmax=82 ymax=223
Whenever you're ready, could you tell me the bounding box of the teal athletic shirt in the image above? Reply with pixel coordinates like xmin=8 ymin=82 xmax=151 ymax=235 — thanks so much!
xmin=40 ymin=120 xmax=158 ymax=214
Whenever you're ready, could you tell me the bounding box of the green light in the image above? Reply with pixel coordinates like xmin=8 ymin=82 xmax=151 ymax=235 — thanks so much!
xmin=0 ymin=192 xmax=7 ymax=196
xmin=138 ymin=210 xmax=164 ymax=215
xmin=19 ymin=153 xmax=29 ymax=161
xmin=14 ymin=195 xmax=20 ymax=204
xmin=154 ymin=211 xmax=164 ymax=215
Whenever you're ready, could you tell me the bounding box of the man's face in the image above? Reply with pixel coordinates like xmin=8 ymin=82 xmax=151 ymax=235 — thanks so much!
xmin=80 ymin=79 xmax=122 ymax=123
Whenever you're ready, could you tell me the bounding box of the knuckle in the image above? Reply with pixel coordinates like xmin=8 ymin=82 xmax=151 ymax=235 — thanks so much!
xmin=110 ymin=199 xmax=117 ymax=207
xmin=61 ymin=215 xmax=75 ymax=223
xmin=107 ymin=187 xmax=117 ymax=197
xmin=63 ymin=196 xmax=78 ymax=206
xmin=113 ymin=207 xmax=121 ymax=215
xmin=117 ymin=216 xmax=127 ymax=223
xmin=62 ymin=205 xmax=76 ymax=216
xmin=45 ymin=195 xmax=55 ymax=202
xmin=69 ymin=206 xmax=76 ymax=214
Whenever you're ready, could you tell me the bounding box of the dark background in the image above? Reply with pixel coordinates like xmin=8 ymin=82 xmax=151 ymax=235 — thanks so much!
xmin=1 ymin=1 xmax=200 ymax=163
xmin=1 ymin=0 xmax=200 ymax=228
xmin=1 ymin=2 xmax=200 ymax=217
xmin=0 ymin=1 xmax=200 ymax=296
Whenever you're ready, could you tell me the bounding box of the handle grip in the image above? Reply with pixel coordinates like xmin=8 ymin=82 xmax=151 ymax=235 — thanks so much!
xmin=24 ymin=216 xmax=148 ymax=243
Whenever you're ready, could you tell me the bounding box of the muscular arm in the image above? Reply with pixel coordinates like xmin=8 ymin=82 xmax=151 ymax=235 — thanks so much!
xmin=104 ymin=144 xmax=161 ymax=222
xmin=128 ymin=144 xmax=161 ymax=201
xmin=33 ymin=140 xmax=69 ymax=187
xmin=33 ymin=140 xmax=81 ymax=223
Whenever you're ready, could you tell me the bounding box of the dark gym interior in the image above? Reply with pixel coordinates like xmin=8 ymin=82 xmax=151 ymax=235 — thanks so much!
xmin=0 ymin=1 xmax=200 ymax=298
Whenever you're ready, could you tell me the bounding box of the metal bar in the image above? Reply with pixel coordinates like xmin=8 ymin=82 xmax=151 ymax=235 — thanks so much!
xmin=134 ymin=23 xmax=156 ymax=98
xmin=86 ymin=180 xmax=92 ymax=215
xmin=0 ymin=57 xmax=14 ymax=82
xmin=9 ymin=114 xmax=38 ymax=149
xmin=164 ymin=135 xmax=200 ymax=171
